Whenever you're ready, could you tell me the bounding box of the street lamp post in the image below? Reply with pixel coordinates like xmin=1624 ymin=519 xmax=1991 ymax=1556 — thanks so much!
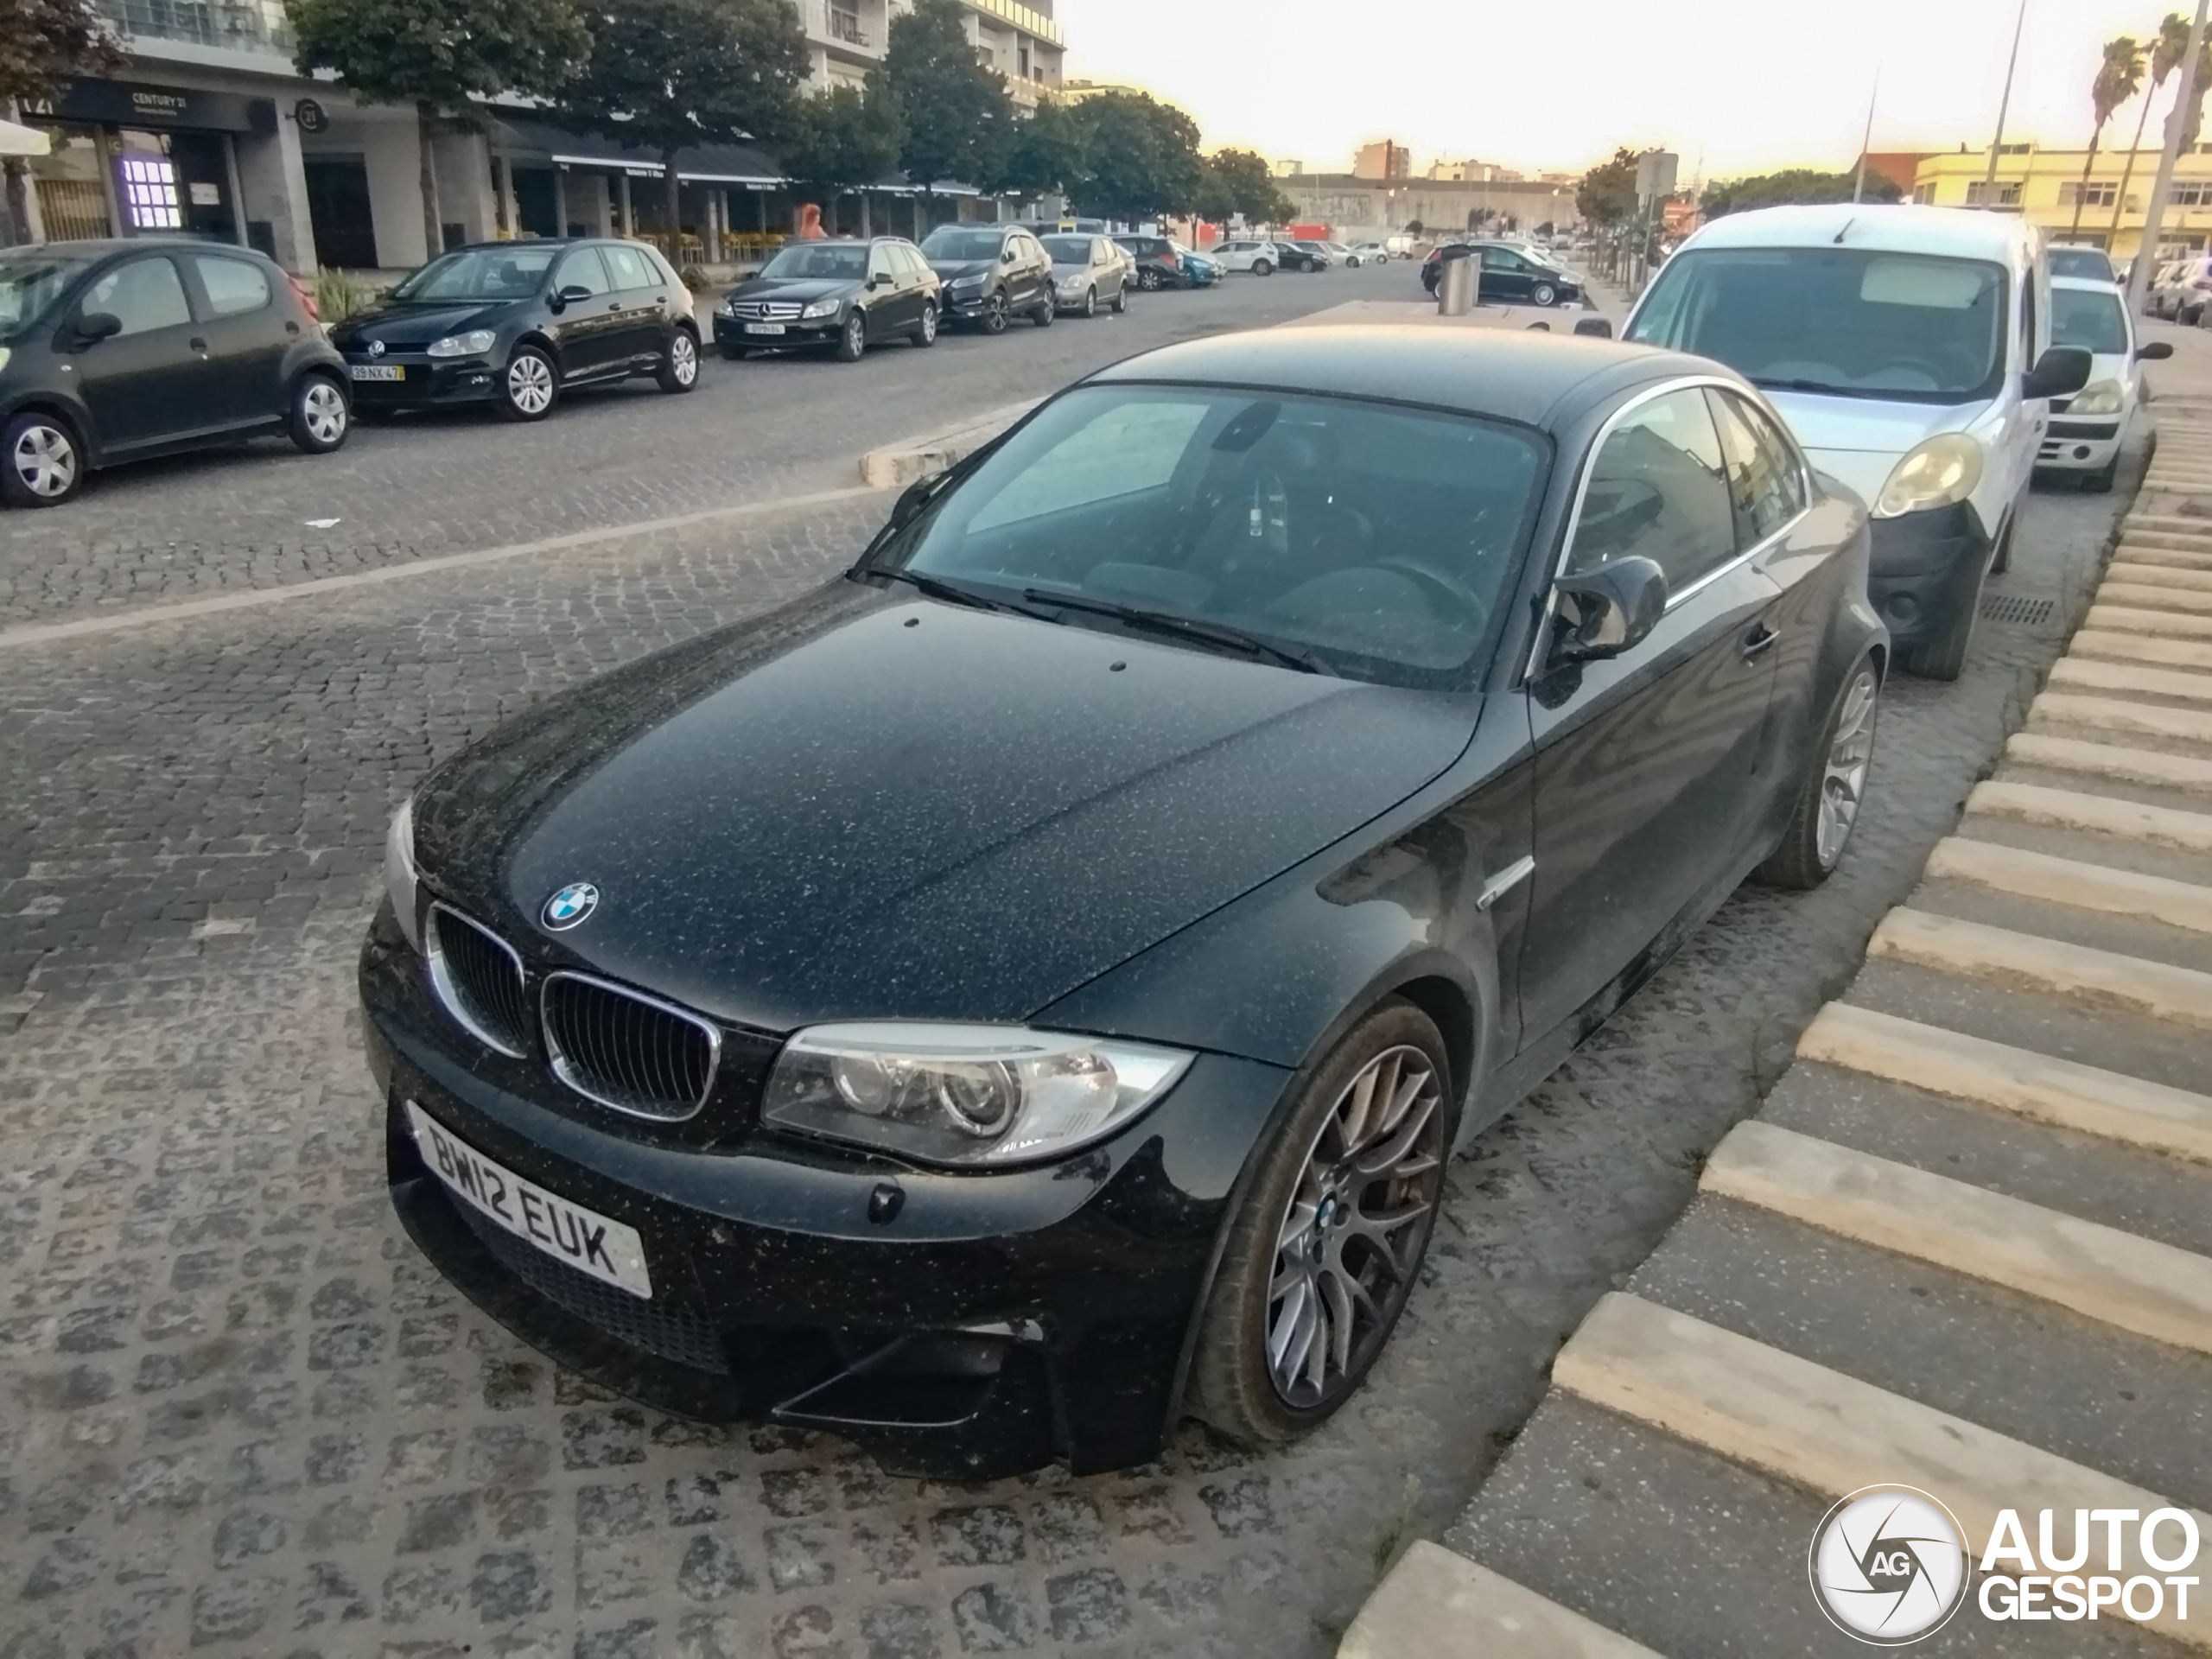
xmin=1984 ymin=0 xmax=2030 ymax=192
xmin=2128 ymin=0 xmax=2212 ymax=315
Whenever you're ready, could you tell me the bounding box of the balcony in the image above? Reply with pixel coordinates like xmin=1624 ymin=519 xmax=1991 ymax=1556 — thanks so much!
xmin=963 ymin=0 xmax=1064 ymax=48
xmin=830 ymin=6 xmax=868 ymax=45
xmin=808 ymin=0 xmax=881 ymax=57
xmin=99 ymin=0 xmax=293 ymax=56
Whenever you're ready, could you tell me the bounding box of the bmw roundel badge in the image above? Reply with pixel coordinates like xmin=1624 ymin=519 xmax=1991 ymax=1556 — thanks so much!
xmin=543 ymin=882 xmax=599 ymax=930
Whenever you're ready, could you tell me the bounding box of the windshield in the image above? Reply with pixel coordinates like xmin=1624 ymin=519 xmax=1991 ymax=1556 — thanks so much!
xmin=0 ymin=251 xmax=92 ymax=334
xmin=869 ymin=385 xmax=1545 ymax=688
xmin=1041 ymin=236 xmax=1092 ymax=263
xmin=760 ymin=243 xmax=869 ymax=280
xmin=1627 ymin=247 xmax=2008 ymax=403
xmin=919 ymin=228 xmax=1005 ymax=262
xmin=391 ymin=246 xmax=557 ymax=302
xmin=2048 ymin=247 xmax=2118 ymax=283
xmin=2050 ymin=285 xmax=2128 ymax=355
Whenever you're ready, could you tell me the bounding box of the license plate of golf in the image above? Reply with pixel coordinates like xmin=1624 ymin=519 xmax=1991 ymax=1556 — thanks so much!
xmin=742 ymin=322 xmax=786 ymax=335
xmin=405 ymin=1100 xmax=653 ymax=1299
xmin=348 ymin=364 xmax=404 ymax=381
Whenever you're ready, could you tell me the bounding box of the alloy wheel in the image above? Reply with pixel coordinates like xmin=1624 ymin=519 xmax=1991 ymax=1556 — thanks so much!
xmin=302 ymin=380 xmax=346 ymax=445
xmin=670 ymin=332 xmax=698 ymax=385
xmin=919 ymin=303 xmax=938 ymax=343
xmin=11 ymin=423 xmax=79 ymax=499
xmin=1816 ymin=667 xmax=1879 ymax=868
xmin=1081 ymin=286 xmax=1096 ymax=317
xmin=983 ymin=292 xmax=1008 ymax=334
xmin=1265 ymin=1044 xmax=1445 ymax=1408
xmin=507 ymin=353 xmax=554 ymax=415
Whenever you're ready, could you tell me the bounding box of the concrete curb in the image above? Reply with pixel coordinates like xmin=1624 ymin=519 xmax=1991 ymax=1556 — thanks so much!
xmin=856 ymin=398 xmax=1042 ymax=488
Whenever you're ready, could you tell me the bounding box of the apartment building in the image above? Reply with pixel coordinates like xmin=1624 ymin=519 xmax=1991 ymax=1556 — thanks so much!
xmin=1279 ymin=169 xmax=1578 ymax=241
xmin=811 ymin=0 xmax=1064 ymax=106
xmin=1428 ymin=159 xmax=1522 ymax=183
xmin=1912 ymin=141 xmax=2212 ymax=264
xmin=1352 ymin=140 xmax=1413 ymax=181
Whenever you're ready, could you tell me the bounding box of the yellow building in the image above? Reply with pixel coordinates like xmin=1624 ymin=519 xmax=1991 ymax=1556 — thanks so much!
xmin=1912 ymin=142 xmax=2212 ymax=264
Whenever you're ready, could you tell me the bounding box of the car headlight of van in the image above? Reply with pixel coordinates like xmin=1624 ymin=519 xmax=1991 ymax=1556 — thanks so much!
xmin=426 ymin=329 xmax=495 ymax=358
xmin=385 ymin=796 xmax=422 ymax=950
xmin=800 ymin=297 xmax=842 ymax=320
xmin=2069 ymin=378 xmax=2124 ymax=416
xmin=1873 ymin=434 xmax=1985 ymax=518
xmin=764 ymin=1023 xmax=1192 ymax=1167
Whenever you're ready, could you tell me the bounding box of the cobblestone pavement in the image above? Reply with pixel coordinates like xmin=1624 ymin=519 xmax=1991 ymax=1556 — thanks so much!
xmin=0 ymin=264 xmax=1410 ymax=632
xmin=0 ymin=359 xmax=2135 ymax=1656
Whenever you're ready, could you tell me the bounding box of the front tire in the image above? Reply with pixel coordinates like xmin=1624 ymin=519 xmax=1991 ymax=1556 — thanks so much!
xmin=289 ymin=372 xmax=349 ymax=454
xmin=982 ymin=290 xmax=1010 ymax=334
xmin=1109 ymin=281 xmax=1128 ymax=315
xmin=2083 ymin=454 xmax=2118 ymax=493
xmin=657 ymin=327 xmax=699 ymax=393
xmin=1757 ymin=655 xmax=1880 ymax=889
xmin=1187 ymin=1000 xmax=1451 ymax=1446
xmin=911 ymin=302 xmax=938 ymax=346
xmin=1 ymin=411 xmax=86 ymax=508
xmin=1252 ymin=258 xmax=1273 ymax=276
xmin=1531 ymin=281 xmax=1558 ymax=307
xmin=1901 ymin=584 xmax=1980 ymax=681
xmin=834 ymin=310 xmax=868 ymax=363
xmin=1079 ymin=286 xmax=1096 ymax=318
xmin=499 ymin=345 xmax=558 ymax=422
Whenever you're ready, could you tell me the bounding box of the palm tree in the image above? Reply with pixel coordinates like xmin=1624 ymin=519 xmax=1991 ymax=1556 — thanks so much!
xmin=2071 ymin=35 xmax=2145 ymax=239
xmin=2111 ymin=13 xmax=2193 ymax=242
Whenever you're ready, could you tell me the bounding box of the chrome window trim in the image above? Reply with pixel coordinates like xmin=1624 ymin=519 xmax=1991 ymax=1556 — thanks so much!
xmin=539 ymin=969 xmax=722 ymax=1123
xmin=426 ymin=902 xmax=528 ymax=1059
xmin=1521 ymin=374 xmax=1817 ymax=683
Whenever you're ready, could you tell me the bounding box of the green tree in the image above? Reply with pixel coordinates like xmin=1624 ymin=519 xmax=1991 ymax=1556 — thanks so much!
xmin=1068 ymin=89 xmax=1201 ymax=219
xmin=2072 ymin=35 xmax=2145 ymax=238
xmin=564 ymin=0 xmax=807 ymax=244
xmin=1198 ymin=146 xmax=1292 ymax=227
xmin=1 ymin=0 xmax=126 ymax=244
xmin=1700 ymin=166 xmax=1900 ymax=218
xmin=995 ymin=94 xmax=1086 ymax=201
xmin=780 ymin=72 xmax=906 ymax=230
xmin=1577 ymin=146 xmax=1639 ymax=226
xmin=289 ymin=0 xmax=590 ymax=257
xmin=2112 ymin=12 xmax=2191 ymax=242
xmin=886 ymin=0 xmax=1014 ymax=193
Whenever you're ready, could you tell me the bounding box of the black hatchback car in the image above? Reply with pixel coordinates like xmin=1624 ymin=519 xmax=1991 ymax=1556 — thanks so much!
xmin=716 ymin=238 xmax=944 ymax=361
xmin=364 ymin=328 xmax=1883 ymax=1478
xmin=1422 ymin=239 xmax=1583 ymax=307
xmin=330 ymin=239 xmax=699 ymax=422
xmin=1 ymin=239 xmax=349 ymax=508
xmin=1115 ymin=233 xmax=1185 ymax=290
xmin=917 ymin=224 xmax=1055 ymax=332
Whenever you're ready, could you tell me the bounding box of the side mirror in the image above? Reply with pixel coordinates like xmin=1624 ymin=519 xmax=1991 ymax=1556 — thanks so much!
xmin=74 ymin=310 xmax=123 ymax=345
xmin=1548 ymin=556 xmax=1668 ymax=664
xmin=2022 ymin=345 xmax=2092 ymax=400
xmin=2137 ymin=340 xmax=2175 ymax=361
xmin=1573 ymin=317 xmax=1613 ymax=339
xmin=551 ymin=283 xmax=593 ymax=309
xmin=1002 ymin=249 xmax=1018 ymax=264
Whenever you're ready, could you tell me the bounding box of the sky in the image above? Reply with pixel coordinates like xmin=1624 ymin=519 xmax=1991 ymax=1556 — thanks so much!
xmin=1057 ymin=0 xmax=2186 ymax=182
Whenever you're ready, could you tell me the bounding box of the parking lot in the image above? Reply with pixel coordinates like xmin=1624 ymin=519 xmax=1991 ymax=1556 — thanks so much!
xmin=0 ymin=267 xmax=2159 ymax=1659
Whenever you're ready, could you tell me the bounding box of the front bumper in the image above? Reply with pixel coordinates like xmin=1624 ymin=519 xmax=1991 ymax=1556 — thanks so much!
xmin=340 ymin=354 xmax=501 ymax=407
xmin=941 ymin=288 xmax=1003 ymax=321
xmin=714 ymin=314 xmax=843 ymax=349
xmin=1866 ymin=501 xmax=1994 ymax=645
xmin=359 ymin=901 xmax=1288 ymax=1478
xmin=2038 ymin=416 xmax=2123 ymax=472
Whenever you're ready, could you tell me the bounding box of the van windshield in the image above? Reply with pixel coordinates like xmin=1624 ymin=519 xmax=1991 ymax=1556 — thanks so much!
xmin=1625 ymin=247 xmax=2009 ymax=404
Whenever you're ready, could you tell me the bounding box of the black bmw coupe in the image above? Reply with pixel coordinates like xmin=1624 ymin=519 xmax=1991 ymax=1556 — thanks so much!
xmin=363 ymin=327 xmax=1885 ymax=1478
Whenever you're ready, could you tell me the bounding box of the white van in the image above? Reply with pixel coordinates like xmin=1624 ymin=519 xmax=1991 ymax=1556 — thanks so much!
xmin=1617 ymin=205 xmax=2089 ymax=678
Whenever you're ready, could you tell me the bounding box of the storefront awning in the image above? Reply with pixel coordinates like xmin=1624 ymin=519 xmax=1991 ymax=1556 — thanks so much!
xmin=485 ymin=112 xmax=976 ymax=196
xmin=0 ymin=119 xmax=50 ymax=158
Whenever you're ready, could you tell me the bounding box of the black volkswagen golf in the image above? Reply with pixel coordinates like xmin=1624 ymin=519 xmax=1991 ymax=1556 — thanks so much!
xmin=330 ymin=238 xmax=700 ymax=421
xmin=363 ymin=328 xmax=1885 ymax=1478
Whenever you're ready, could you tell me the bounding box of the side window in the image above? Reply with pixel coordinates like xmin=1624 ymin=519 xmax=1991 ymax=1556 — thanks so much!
xmin=82 ymin=257 xmax=192 ymax=336
xmin=554 ymin=247 xmax=612 ymax=296
xmin=1707 ymin=390 xmax=1805 ymax=547
xmin=1094 ymin=239 xmax=1111 ymax=266
xmin=1567 ymin=387 xmax=1737 ymax=594
xmin=601 ymin=244 xmax=654 ymax=289
xmin=2020 ymin=270 xmax=2038 ymax=368
xmin=192 ymin=256 xmax=271 ymax=317
xmin=867 ymin=245 xmax=893 ymax=281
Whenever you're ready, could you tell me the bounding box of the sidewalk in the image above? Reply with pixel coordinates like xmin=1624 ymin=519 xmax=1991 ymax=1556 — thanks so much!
xmin=1342 ymin=340 xmax=2212 ymax=1654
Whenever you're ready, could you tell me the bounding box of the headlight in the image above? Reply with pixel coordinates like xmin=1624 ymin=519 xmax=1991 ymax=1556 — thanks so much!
xmin=1058 ymin=274 xmax=1086 ymax=290
xmin=950 ymin=272 xmax=988 ymax=290
xmin=385 ymin=797 xmax=422 ymax=950
xmin=1873 ymin=434 xmax=1985 ymax=518
xmin=800 ymin=298 xmax=841 ymax=320
xmin=2069 ymin=378 xmax=2124 ymax=416
xmin=426 ymin=329 xmax=495 ymax=358
xmin=763 ymin=1022 xmax=1192 ymax=1167
xmin=719 ymin=298 xmax=740 ymax=316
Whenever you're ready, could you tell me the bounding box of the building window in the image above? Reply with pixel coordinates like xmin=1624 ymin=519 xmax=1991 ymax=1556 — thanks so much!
xmin=118 ymin=154 xmax=182 ymax=229
xmin=2059 ymin=181 xmax=2119 ymax=207
xmin=2175 ymin=183 xmax=2212 ymax=207
xmin=1965 ymin=181 xmax=2022 ymax=207
xmin=1913 ymin=183 xmax=1936 ymax=204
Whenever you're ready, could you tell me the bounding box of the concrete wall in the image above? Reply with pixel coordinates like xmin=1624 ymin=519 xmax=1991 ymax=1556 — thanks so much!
xmin=233 ymin=106 xmax=315 ymax=273
xmin=432 ymin=130 xmax=495 ymax=245
xmin=563 ymin=169 xmax=613 ymax=238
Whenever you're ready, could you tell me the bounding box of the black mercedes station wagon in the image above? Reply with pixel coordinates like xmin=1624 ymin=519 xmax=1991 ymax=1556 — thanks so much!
xmin=363 ymin=327 xmax=1885 ymax=1478
xmin=330 ymin=239 xmax=700 ymax=422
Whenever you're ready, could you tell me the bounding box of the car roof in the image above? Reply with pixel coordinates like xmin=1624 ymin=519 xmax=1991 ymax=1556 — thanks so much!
xmin=1087 ymin=326 xmax=1720 ymax=429
xmin=10 ymin=237 xmax=266 ymax=260
xmin=1683 ymin=203 xmax=2035 ymax=260
xmin=2050 ymin=274 xmax=2127 ymax=295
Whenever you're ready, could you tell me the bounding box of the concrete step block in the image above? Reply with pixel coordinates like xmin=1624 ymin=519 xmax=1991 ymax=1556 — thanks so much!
xmin=1867 ymin=907 xmax=2212 ymax=1032
xmin=1966 ymin=779 xmax=2212 ymax=856
xmin=1924 ymin=836 xmax=2212 ymax=937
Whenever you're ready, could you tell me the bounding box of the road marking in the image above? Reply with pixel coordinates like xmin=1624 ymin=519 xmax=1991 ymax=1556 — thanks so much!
xmin=2031 ymin=690 xmax=2212 ymax=744
xmin=1800 ymin=1001 xmax=2212 ymax=1163
xmin=2101 ymin=581 xmax=2212 ymax=615
xmin=2111 ymin=560 xmax=2212 ymax=592
xmin=1338 ymin=1543 xmax=1659 ymax=1659
xmin=1926 ymin=834 xmax=2212 ymax=934
xmin=1868 ymin=906 xmax=2212 ymax=1030
xmin=0 ymin=484 xmax=885 ymax=653
xmin=2050 ymin=656 xmax=2212 ymax=702
xmin=1706 ymin=1120 xmax=2212 ymax=1355
xmin=2070 ymin=629 xmax=2212 ymax=672
xmin=1554 ymin=1294 xmax=2212 ymax=1650
xmin=2083 ymin=602 xmax=2212 ymax=642
xmin=2005 ymin=731 xmax=2212 ymax=794
xmin=1967 ymin=778 xmax=2212 ymax=854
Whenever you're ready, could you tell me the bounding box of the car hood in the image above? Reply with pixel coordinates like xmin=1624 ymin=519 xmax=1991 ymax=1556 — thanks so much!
xmin=724 ymin=276 xmax=857 ymax=305
xmin=334 ymin=301 xmax=512 ymax=349
xmin=1760 ymin=391 xmax=1992 ymax=506
xmin=928 ymin=259 xmax=996 ymax=282
xmin=415 ymin=583 xmax=1479 ymax=1034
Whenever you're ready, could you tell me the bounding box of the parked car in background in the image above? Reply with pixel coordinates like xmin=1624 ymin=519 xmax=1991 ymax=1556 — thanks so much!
xmin=365 ymin=326 xmax=1885 ymax=1481
xmin=1421 ymin=240 xmax=1582 ymax=307
xmin=1211 ymin=239 xmax=1283 ymax=275
xmin=1276 ymin=241 xmax=1331 ymax=272
xmin=715 ymin=238 xmax=941 ymax=363
xmin=1351 ymin=242 xmax=1390 ymax=264
xmin=2039 ymin=273 xmax=2169 ymax=492
xmin=1041 ymin=233 xmax=1135 ymax=316
xmin=1174 ymin=244 xmax=1220 ymax=286
xmin=918 ymin=224 xmax=1053 ymax=333
xmin=2 ymin=238 xmax=349 ymax=508
xmin=2151 ymin=255 xmax=2212 ymax=323
xmin=335 ymin=238 xmax=697 ymax=421
xmin=2046 ymin=244 xmax=2119 ymax=284
xmin=1622 ymin=204 xmax=2090 ymax=678
xmin=1114 ymin=234 xmax=1185 ymax=290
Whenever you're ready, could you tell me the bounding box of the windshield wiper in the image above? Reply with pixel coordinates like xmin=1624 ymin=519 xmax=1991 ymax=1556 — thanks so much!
xmin=876 ymin=568 xmax=1043 ymax=617
xmin=1019 ymin=588 xmax=1329 ymax=675
xmin=1750 ymin=375 xmax=1935 ymax=402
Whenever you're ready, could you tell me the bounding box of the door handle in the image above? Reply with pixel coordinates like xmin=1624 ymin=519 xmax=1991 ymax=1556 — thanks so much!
xmin=1739 ymin=623 xmax=1781 ymax=660
xmin=284 ymin=321 xmax=300 ymax=334
xmin=189 ymin=337 xmax=208 ymax=352
xmin=606 ymin=302 xmax=621 ymax=312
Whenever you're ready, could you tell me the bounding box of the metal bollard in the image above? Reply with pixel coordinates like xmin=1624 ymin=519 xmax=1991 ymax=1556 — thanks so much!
xmin=1437 ymin=256 xmax=1475 ymax=316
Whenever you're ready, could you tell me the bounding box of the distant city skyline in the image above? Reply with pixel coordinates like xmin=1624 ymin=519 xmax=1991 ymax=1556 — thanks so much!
xmin=1057 ymin=0 xmax=2184 ymax=182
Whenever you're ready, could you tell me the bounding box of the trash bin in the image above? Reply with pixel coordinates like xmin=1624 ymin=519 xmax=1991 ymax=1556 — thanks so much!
xmin=1438 ymin=255 xmax=1475 ymax=316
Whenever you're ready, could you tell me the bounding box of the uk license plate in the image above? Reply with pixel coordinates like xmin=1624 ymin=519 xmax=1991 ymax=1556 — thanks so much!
xmin=348 ymin=364 xmax=404 ymax=381
xmin=742 ymin=322 xmax=786 ymax=335
xmin=405 ymin=1100 xmax=653 ymax=1299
